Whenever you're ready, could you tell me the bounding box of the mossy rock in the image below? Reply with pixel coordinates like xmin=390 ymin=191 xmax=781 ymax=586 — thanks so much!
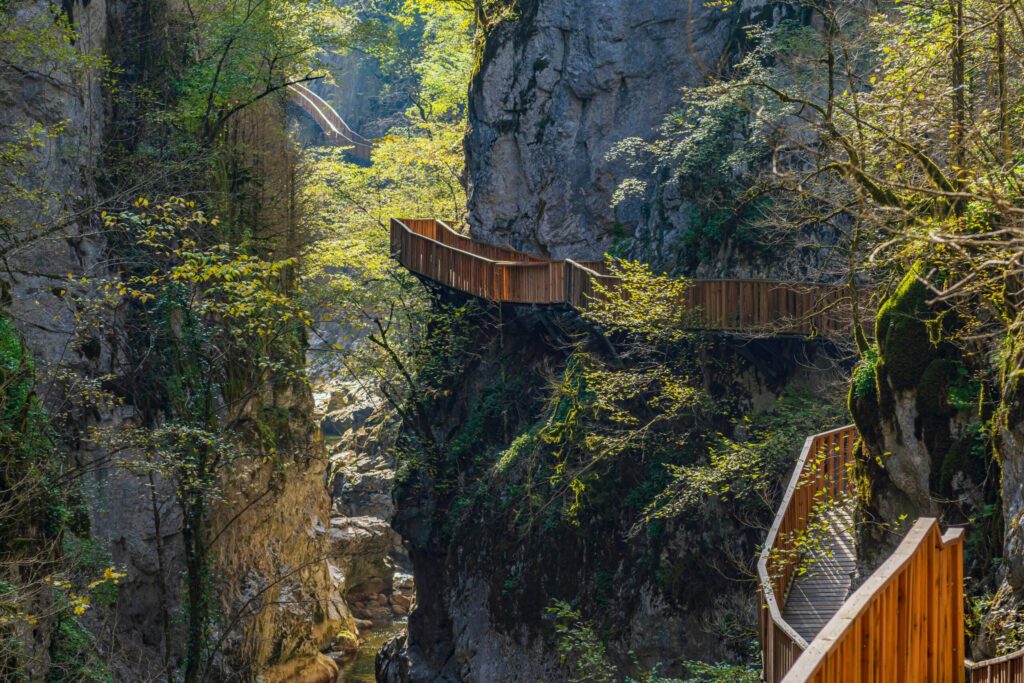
xmin=915 ymin=359 xmax=959 ymax=419
xmin=849 ymin=363 xmax=883 ymax=449
xmin=938 ymin=423 xmax=987 ymax=498
xmin=875 ymin=265 xmax=941 ymax=392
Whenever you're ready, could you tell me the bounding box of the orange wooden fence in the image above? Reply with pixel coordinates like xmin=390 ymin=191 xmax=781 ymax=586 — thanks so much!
xmin=782 ymin=518 xmax=965 ymax=683
xmin=758 ymin=425 xmax=859 ymax=683
xmin=390 ymin=218 xmax=566 ymax=303
xmin=391 ymin=218 xmax=857 ymax=334
xmin=289 ymin=84 xmax=372 ymax=160
xmin=968 ymin=649 xmax=1024 ymax=682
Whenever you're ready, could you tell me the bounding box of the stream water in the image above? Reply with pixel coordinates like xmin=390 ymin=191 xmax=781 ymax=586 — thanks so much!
xmin=340 ymin=620 xmax=407 ymax=682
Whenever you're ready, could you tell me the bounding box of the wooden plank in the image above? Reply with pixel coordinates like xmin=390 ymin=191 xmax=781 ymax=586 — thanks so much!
xmin=782 ymin=520 xmax=965 ymax=683
xmin=389 ymin=218 xmax=859 ymax=333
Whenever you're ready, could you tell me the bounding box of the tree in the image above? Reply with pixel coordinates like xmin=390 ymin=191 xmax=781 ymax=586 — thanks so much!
xmin=88 ymin=198 xmax=312 ymax=682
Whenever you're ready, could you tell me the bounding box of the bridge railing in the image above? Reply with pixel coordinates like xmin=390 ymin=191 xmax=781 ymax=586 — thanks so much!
xmin=565 ymin=259 xmax=618 ymax=309
xmin=565 ymin=259 xmax=855 ymax=335
xmin=390 ymin=218 xmax=566 ymax=303
xmin=404 ymin=218 xmax=545 ymax=263
xmin=391 ymin=219 xmax=865 ymax=336
xmin=782 ymin=518 xmax=965 ymax=683
xmin=288 ymin=84 xmax=372 ymax=161
xmin=758 ymin=425 xmax=859 ymax=683
xmin=968 ymin=648 xmax=1024 ymax=682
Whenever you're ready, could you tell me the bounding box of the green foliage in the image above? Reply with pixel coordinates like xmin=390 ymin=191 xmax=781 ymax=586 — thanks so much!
xmin=584 ymin=261 xmax=700 ymax=344
xmin=47 ymin=614 xmax=113 ymax=683
xmin=969 ymin=589 xmax=1024 ymax=656
xmin=875 ymin=264 xmax=942 ymax=392
xmin=0 ymin=0 xmax=107 ymax=261
xmin=547 ymin=600 xmax=620 ymax=683
xmin=449 ymin=370 xmax=525 ymax=462
xmin=607 ymin=23 xmax=799 ymax=263
xmin=679 ymin=661 xmax=759 ymax=683
xmin=547 ymin=600 xmax=756 ymax=683
xmin=61 ymin=537 xmax=120 ymax=609
xmin=402 ymin=1 xmax=475 ymax=118
xmin=301 ymin=121 xmax=466 ymax=421
xmin=87 ymin=197 xmax=311 ymax=681
xmin=645 ymin=391 xmax=847 ymax=523
xmin=850 ymin=346 xmax=879 ymax=403
xmin=0 ymin=316 xmax=125 ymax=679
xmin=173 ymin=0 xmax=353 ymax=138
xmin=536 ymin=308 xmax=709 ymax=524
xmin=339 ymin=0 xmax=474 ymax=121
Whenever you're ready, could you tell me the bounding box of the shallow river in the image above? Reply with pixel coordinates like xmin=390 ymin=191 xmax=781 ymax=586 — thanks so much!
xmin=340 ymin=620 xmax=407 ymax=682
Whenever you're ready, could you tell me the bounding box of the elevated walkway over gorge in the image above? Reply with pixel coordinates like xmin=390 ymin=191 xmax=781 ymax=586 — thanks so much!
xmin=390 ymin=218 xmax=856 ymax=337
xmin=388 ymin=216 xmax=1024 ymax=682
xmin=288 ymin=82 xmax=372 ymax=161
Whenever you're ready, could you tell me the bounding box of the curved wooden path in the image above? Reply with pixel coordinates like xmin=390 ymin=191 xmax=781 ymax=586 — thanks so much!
xmin=387 ymin=215 xmax=1024 ymax=681
xmin=390 ymin=218 xmax=854 ymax=336
xmin=759 ymin=424 xmax=1022 ymax=682
xmin=288 ymin=83 xmax=372 ymax=161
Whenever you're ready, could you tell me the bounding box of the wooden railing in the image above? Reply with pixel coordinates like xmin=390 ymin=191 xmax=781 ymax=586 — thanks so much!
xmin=783 ymin=518 xmax=965 ymax=683
xmin=390 ymin=218 xmax=566 ymax=303
xmin=968 ymin=649 xmax=1024 ymax=682
xmin=288 ymin=83 xmax=372 ymax=161
xmin=758 ymin=425 xmax=859 ymax=683
xmin=391 ymin=218 xmax=857 ymax=334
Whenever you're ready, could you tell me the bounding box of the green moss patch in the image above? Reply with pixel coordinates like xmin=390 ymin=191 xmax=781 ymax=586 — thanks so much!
xmin=875 ymin=264 xmax=942 ymax=391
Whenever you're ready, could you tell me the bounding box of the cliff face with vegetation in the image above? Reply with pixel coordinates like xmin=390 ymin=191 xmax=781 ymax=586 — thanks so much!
xmin=380 ymin=293 xmax=847 ymax=680
xmin=464 ymin=0 xmax=800 ymax=265
xmin=464 ymin=0 xmax=731 ymax=259
xmin=0 ymin=1 xmax=367 ymax=679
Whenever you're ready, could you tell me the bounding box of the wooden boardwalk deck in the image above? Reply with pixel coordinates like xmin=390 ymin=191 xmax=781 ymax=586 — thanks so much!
xmin=781 ymin=503 xmax=857 ymax=643
xmin=389 ymin=218 xmax=860 ymax=336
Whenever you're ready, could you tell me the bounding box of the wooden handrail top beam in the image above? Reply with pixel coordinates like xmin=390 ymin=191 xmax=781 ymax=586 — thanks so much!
xmin=292 ymin=82 xmax=372 ymax=145
xmin=401 ymin=217 xmax=550 ymax=264
xmin=782 ymin=519 xmax=965 ymax=683
xmin=967 ymin=647 xmax=1024 ymax=669
xmin=392 ymin=219 xmax=549 ymax=268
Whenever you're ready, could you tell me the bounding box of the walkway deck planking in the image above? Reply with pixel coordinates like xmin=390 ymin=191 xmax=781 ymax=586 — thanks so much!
xmin=781 ymin=504 xmax=857 ymax=643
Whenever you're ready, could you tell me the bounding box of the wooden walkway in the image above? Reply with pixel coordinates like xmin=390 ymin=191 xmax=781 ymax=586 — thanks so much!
xmin=758 ymin=425 xmax=1022 ymax=682
xmin=390 ymin=218 xmax=858 ymax=336
xmin=386 ymin=216 xmax=1024 ymax=681
xmin=781 ymin=503 xmax=857 ymax=643
xmin=288 ymin=83 xmax=372 ymax=160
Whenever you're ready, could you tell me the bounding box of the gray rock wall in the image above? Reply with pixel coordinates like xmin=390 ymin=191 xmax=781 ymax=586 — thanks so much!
xmin=465 ymin=0 xmax=735 ymax=258
xmin=1 ymin=3 xmax=360 ymax=679
xmin=1 ymin=0 xmax=108 ymax=372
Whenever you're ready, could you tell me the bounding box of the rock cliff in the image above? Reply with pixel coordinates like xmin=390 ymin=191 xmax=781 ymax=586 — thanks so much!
xmin=465 ymin=0 xmax=746 ymax=259
xmin=381 ymin=302 xmax=846 ymax=681
xmin=0 ymin=2 xmax=370 ymax=679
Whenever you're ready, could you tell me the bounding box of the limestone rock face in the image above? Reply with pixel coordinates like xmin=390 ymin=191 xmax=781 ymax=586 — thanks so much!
xmin=327 ymin=516 xmax=399 ymax=599
xmin=212 ymin=449 xmax=359 ymax=679
xmin=847 ymin=269 xmax=995 ymax=571
xmin=996 ymin=335 xmax=1024 ymax=594
xmin=378 ymin=303 xmax=844 ymax=681
xmin=1 ymin=0 xmax=112 ymax=676
xmin=465 ymin=0 xmax=736 ymax=258
xmin=1 ymin=0 xmax=108 ymax=366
